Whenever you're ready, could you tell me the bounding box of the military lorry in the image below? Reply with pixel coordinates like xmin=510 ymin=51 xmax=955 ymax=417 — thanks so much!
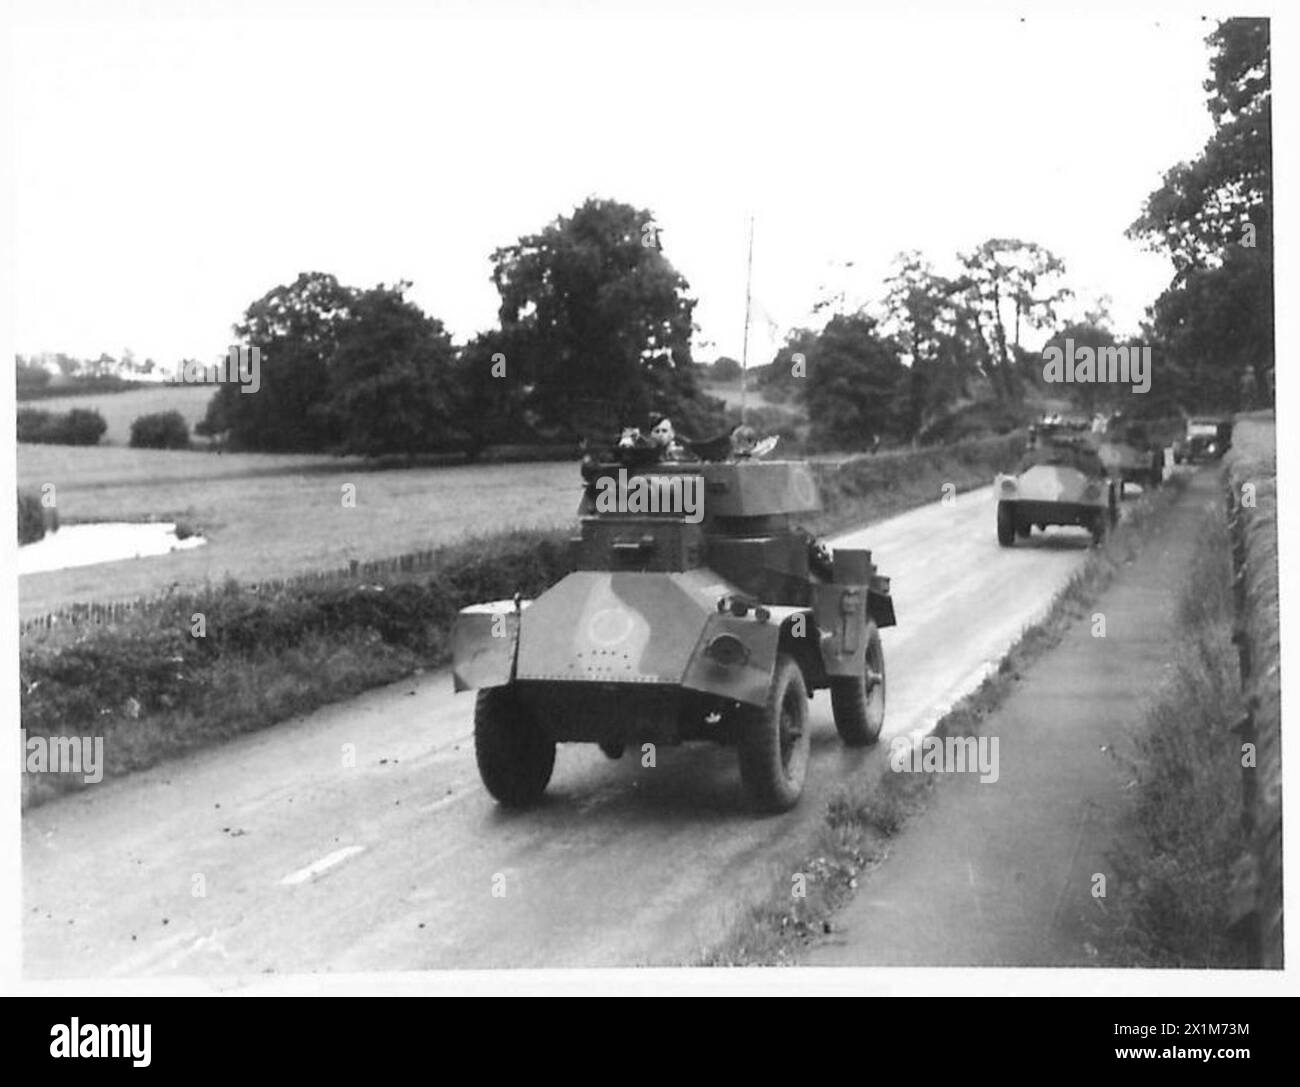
xmin=451 ymin=455 xmax=896 ymax=813
xmin=995 ymin=423 xmax=1119 ymax=546
xmin=1097 ymin=414 xmax=1164 ymax=496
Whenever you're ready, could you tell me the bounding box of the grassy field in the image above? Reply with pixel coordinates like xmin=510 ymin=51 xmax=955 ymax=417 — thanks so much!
xmin=20 ymin=384 xmax=216 ymax=446
xmin=17 ymin=444 xmax=583 ymax=618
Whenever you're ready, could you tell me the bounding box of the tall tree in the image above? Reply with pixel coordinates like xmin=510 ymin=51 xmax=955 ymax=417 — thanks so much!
xmin=324 ymin=283 xmax=464 ymax=456
xmin=488 ymin=197 xmax=723 ymax=440
xmin=1128 ymin=18 xmax=1273 ymax=407
xmin=881 ymin=251 xmax=984 ymax=438
xmin=200 ymin=271 xmax=356 ymax=451
xmin=957 ymin=239 xmax=1070 ymax=402
xmin=801 ymin=313 xmax=907 ymax=450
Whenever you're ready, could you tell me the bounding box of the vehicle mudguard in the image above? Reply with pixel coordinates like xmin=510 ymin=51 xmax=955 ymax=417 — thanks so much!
xmin=451 ymin=601 xmax=522 ymax=691
xmin=812 ymin=581 xmax=868 ymax=678
xmin=681 ymin=612 xmax=781 ymax=707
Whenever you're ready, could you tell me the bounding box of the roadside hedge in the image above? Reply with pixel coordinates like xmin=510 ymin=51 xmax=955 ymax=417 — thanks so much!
xmin=17 ymin=407 xmax=108 ymax=446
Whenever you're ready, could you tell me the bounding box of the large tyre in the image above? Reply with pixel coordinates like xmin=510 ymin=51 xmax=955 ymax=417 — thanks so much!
xmin=737 ymin=653 xmax=810 ymax=813
xmin=830 ymin=623 xmax=886 ymax=747
xmin=474 ymin=685 xmax=555 ymax=808
xmin=996 ymin=501 xmax=1016 ymax=547
xmin=1090 ymin=509 xmax=1110 ymax=547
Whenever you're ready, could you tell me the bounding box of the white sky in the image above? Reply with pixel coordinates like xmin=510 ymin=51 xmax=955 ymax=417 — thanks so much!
xmin=9 ymin=0 xmax=1223 ymax=367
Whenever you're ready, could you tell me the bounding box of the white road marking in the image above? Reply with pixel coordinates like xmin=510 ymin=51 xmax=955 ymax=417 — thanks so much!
xmin=279 ymin=845 xmax=365 ymax=886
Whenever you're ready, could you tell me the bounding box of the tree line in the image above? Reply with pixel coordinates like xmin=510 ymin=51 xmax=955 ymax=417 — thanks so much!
xmin=17 ymin=20 xmax=1270 ymax=458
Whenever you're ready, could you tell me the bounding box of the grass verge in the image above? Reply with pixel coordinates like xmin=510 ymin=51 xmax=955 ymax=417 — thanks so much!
xmin=696 ymin=471 xmax=1192 ymax=966
xmin=1090 ymin=493 xmax=1249 ymax=966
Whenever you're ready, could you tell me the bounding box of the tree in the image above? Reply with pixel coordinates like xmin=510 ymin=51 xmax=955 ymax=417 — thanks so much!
xmin=324 ymin=283 xmax=464 ymax=456
xmin=957 ymin=239 xmax=1070 ymax=401
xmin=1128 ymin=17 xmax=1272 ymax=407
xmin=200 ymin=272 xmax=357 ymax=451
xmin=1040 ymin=319 xmax=1119 ymax=413
xmin=880 ymin=251 xmax=984 ymax=438
xmin=201 ymin=273 xmax=468 ymax=454
xmin=488 ymin=197 xmax=724 ymax=440
xmin=710 ymin=356 xmax=742 ymax=381
xmin=130 ymin=411 xmax=190 ymax=450
xmin=801 ymin=314 xmax=907 ymax=450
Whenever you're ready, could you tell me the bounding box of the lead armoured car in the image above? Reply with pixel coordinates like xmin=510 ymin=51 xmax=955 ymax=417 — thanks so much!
xmin=451 ymin=451 xmax=896 ymax=813
xmin=995 ymin=423 xmax=1119 ymax=546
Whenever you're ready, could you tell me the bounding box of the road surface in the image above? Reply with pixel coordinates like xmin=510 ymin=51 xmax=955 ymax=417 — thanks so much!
xmin=24 ymin=484 xmax=1103 ymax=976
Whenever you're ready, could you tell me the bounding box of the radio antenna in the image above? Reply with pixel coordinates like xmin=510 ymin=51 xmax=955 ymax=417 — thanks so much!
xmin=740 ymin=215 xmax=755 ymax=424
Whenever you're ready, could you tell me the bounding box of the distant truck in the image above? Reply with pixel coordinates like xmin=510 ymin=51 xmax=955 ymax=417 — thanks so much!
xmin=451 ymin=453 xmax=897 ymax=813
xmin=1174 ymin=417 xmax=1233 ymax=464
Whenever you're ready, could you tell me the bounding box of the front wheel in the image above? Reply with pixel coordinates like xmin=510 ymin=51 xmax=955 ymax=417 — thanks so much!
xmin=830 ymin=624 xmax=886 ymax=746
xmin=737 ymin=653 xmax=811 ymax=813
xmin=475 ymin=685 xmax=555 ymax=808
xmin=997 ymin=501 xmax=1016 ymax=547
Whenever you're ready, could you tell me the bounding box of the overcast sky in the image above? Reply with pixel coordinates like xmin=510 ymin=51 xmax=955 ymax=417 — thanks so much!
xmin=10 ymin=0 xmax=1220 ymax=368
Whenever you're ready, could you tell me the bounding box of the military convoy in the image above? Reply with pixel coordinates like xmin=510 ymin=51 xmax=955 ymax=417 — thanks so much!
xmin=452 ymin=451 xmax=896 ymax=813
xmin=450 ymin=405 xmax=1213 ymax=814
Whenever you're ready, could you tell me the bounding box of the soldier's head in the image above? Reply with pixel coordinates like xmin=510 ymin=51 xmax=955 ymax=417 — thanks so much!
xmin=730 ymin=425 xmax=758 ymax=456
xmin=649 ymin=416 xmax=675 ymax=447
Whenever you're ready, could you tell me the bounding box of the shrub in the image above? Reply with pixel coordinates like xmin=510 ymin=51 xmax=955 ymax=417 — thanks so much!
xmin=130 ymin=410 xmax=190 ymax=450
xmin=17 ymin=489 xmax=46 ymax=545
xmin=17 ymin=407 xmax=108 ymax=445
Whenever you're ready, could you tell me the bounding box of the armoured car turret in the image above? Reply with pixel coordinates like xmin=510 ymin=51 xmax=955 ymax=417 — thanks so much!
xmin=451 ymin=453 xmax=896 ymax=813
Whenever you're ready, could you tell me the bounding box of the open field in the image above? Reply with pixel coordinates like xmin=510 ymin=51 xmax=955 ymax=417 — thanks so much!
xmin=18 ymin=444 xmax=583 ymax=617
xmin=18 ymin=384 xmax=216 ymax=446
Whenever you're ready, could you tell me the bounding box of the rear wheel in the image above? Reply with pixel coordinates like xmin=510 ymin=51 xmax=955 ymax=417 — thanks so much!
xmin=830 ymin=624 xmax=886 ymax=746
xmin=1090 ymin=509 xmax=1110 ymax=547
xmin=996 ymin=501 xmax=1016 ymax=547
xmin=737 ymin=653 xmax=810 ymax=813
xmin=475 ymin=685 xmax=555 ymax=808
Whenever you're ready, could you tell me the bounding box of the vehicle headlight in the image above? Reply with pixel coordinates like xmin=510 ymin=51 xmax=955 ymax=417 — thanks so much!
xmin=704 ymin=633 xmax=749 ymax=667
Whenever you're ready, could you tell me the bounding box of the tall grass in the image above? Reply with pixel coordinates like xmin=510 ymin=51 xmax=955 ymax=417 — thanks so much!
xmin=1097 ymin=500 xmax=1250 ymax=967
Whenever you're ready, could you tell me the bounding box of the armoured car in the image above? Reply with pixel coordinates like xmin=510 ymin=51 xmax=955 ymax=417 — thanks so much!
xmin=451 ymin=453 xmax=896 ymax=813
xmin=995 ymin=424 xmax=1119 ymax=546
xmin=1097 ymin=415 xmax=1164 ymax=496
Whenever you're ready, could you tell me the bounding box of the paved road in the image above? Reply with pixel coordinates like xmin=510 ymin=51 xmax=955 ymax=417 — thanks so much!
xmin=803 ymin=471 xmax=1210 ymax=966
xmin=24 ymin=484 xmax=1101 ymax=977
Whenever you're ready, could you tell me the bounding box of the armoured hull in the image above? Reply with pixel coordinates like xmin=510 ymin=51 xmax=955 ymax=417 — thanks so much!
xmin=450 ymin=456 xmax=897 ymax=810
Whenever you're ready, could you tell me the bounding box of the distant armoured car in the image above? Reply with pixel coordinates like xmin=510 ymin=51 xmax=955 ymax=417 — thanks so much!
xmin=1174 ymin=417 xmax=1233 ymax=464
xmin=451 ymin=453 xmax=896 ymax=813
xmin=1097 ymin=415 xmax=1164 ymax=496
xmin=994 ymin=424 xmax=1119 ymax=547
